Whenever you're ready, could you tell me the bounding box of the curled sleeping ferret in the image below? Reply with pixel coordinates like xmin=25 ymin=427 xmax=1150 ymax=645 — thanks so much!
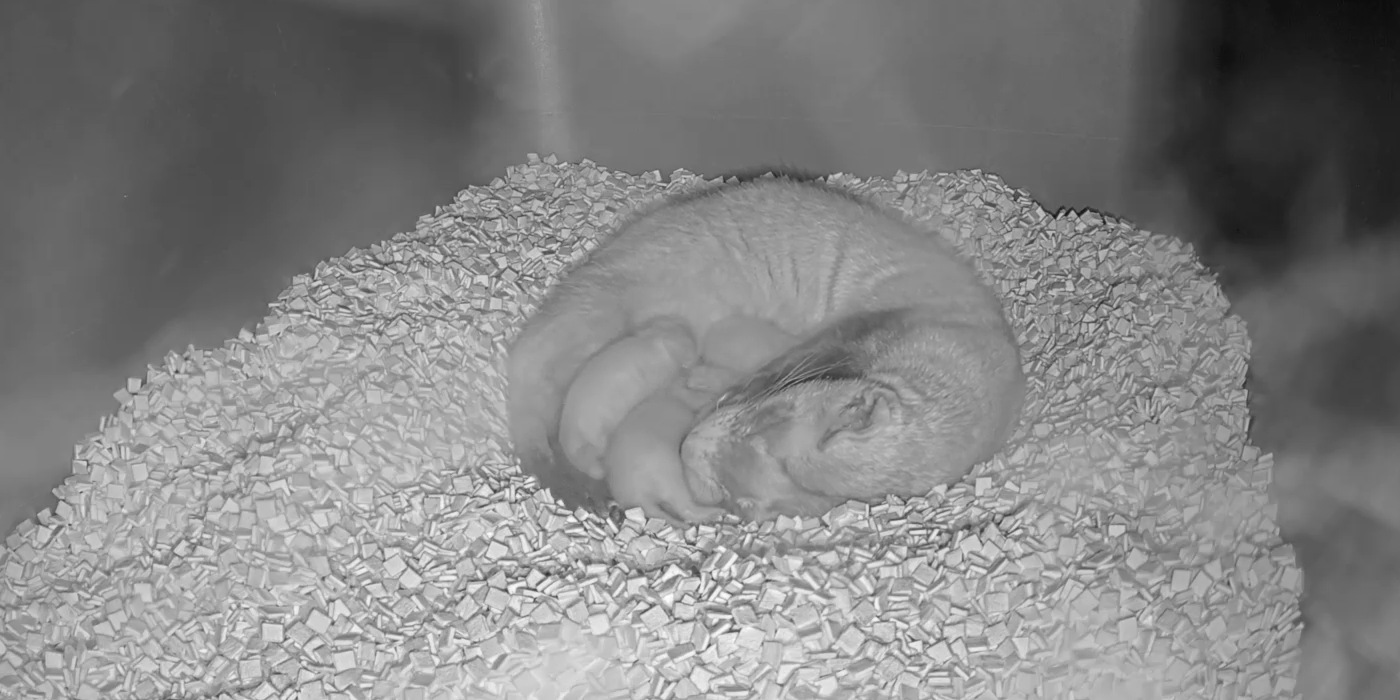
xmin=506 ymin=177 xmax=1026 ymax=523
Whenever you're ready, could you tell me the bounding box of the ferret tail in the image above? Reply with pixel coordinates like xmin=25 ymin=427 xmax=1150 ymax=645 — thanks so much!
xmin=506 ymin=294 xmax=629 ymax=512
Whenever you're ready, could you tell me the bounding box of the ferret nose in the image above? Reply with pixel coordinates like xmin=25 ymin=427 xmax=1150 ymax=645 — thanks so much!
xmin=679 ymin=433 xmax=726 ymax=506
xmin=679 ymin=432 xmax=704 ymax=469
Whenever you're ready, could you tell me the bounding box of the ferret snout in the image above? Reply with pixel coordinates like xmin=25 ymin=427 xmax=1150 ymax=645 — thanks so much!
xmin=680 ymin=429 xmax=727 ymax=506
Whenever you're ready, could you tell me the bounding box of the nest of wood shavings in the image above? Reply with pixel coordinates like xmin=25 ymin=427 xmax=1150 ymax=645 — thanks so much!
xmin=0 ymin=156 xmax=1303 ymax=700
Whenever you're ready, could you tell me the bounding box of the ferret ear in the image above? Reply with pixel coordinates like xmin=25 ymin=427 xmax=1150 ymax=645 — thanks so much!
xmin=817 ymin=382 xmax=900 ymax=450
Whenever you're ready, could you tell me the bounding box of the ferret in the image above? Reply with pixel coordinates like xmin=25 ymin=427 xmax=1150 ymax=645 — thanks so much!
xmin=506 ymin=177 xmax=1025 ymax=522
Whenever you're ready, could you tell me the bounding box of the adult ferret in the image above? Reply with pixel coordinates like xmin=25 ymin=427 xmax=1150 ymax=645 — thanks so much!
xmin=506 ymin=178 xmax=1025 ymax=522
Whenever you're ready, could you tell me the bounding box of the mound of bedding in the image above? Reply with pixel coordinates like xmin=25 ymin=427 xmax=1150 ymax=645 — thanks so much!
xmin=0 ymin=157 xmax=1302 ymax=700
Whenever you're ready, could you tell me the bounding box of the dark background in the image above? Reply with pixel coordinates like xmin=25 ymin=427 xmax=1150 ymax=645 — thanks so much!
xmin=1135 ymin=3 xmax=1400 ymax=697
xmin=0 ymin=0 xmax=517 ymax=531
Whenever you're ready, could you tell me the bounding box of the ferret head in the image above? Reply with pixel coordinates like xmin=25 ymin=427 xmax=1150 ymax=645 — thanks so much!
xmin=680 ymin=308 xmax=1021 ymax=522
xmin=680 ymin=352 xmax=953 ymax=522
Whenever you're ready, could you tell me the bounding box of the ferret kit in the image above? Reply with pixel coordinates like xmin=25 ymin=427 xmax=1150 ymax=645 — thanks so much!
xmin=0 ymin=158 xmax=1301 ymax=699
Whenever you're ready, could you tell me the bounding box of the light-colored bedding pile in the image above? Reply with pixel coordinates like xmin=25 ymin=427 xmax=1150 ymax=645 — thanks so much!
xmin=0 ymin=158 xmax=1301 ymax=699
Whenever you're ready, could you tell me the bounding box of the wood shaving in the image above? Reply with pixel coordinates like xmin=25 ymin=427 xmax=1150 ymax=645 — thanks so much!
xmin=0 ymin=156 xmax=1301 ymax=699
